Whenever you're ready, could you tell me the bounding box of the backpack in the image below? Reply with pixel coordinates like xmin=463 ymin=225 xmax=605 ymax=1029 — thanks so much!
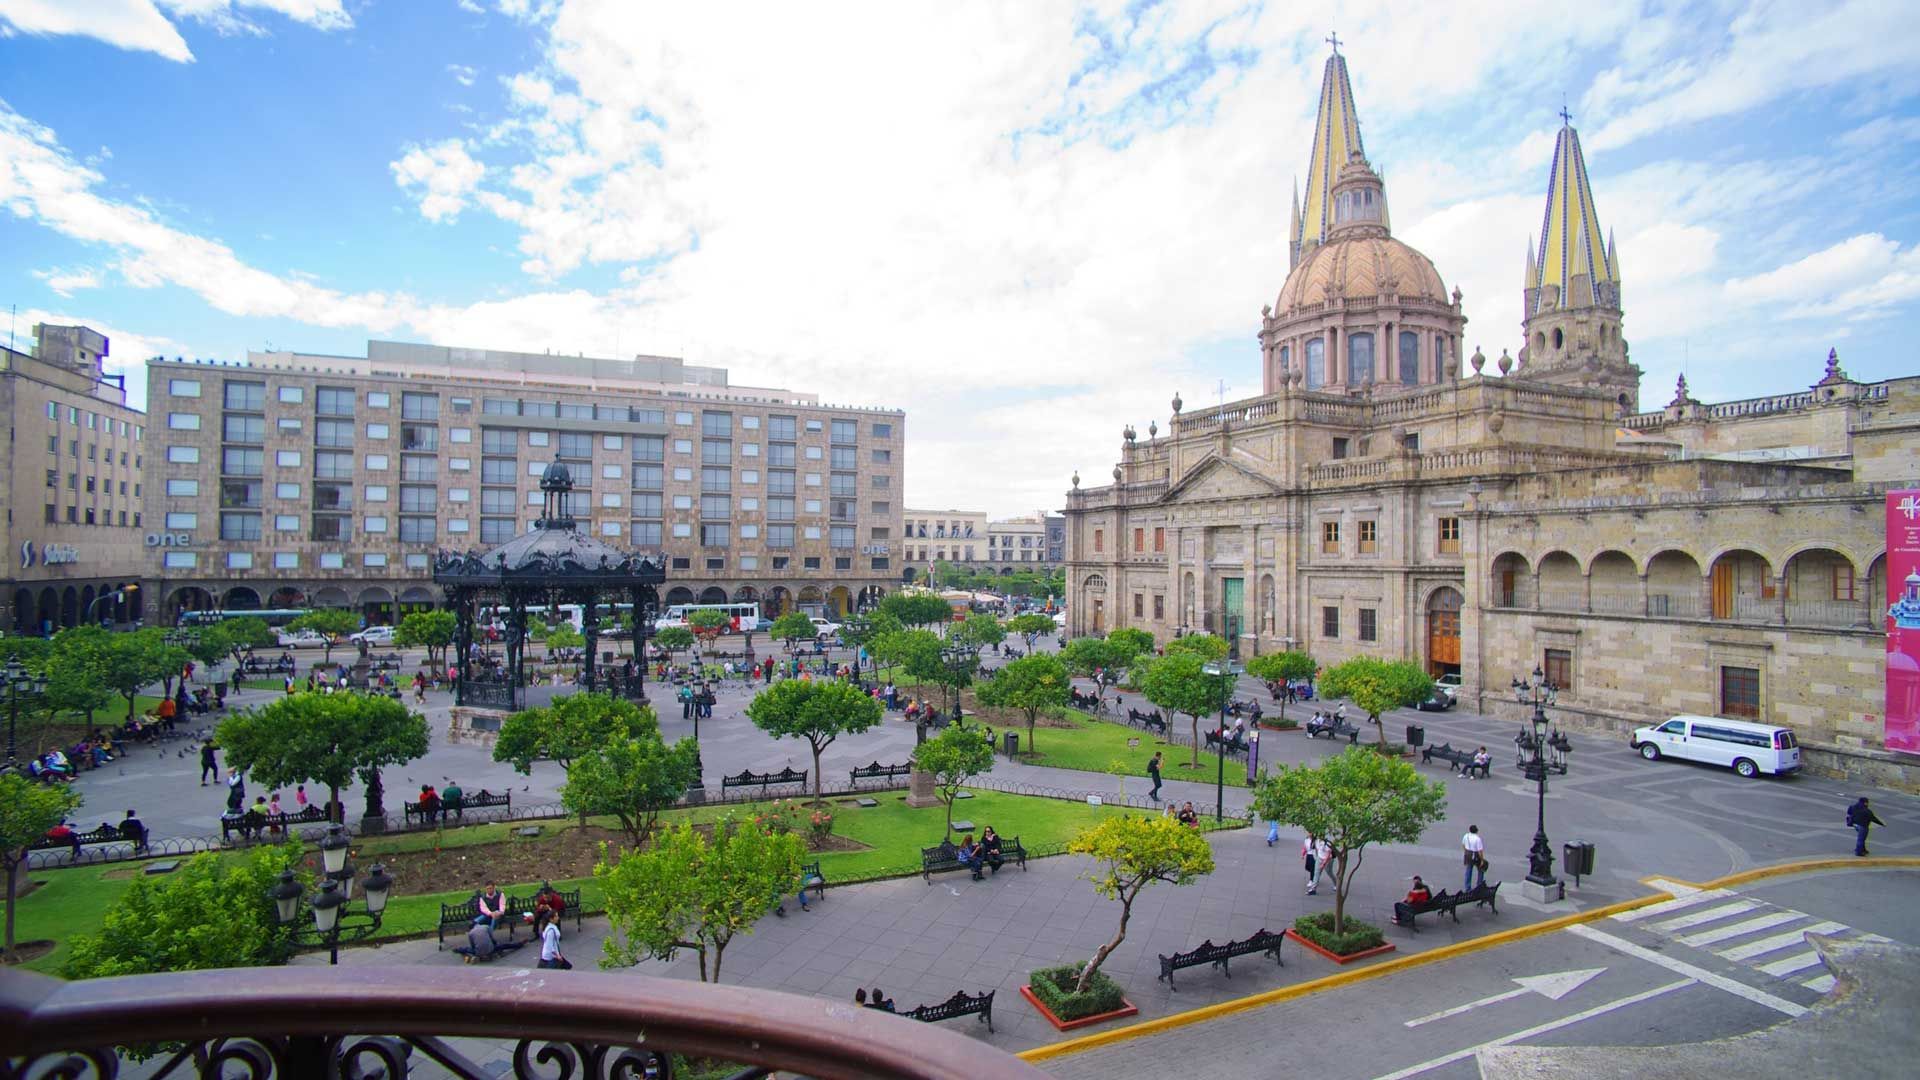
xmin=1845 ymin=805 xmax=1859 ymax=827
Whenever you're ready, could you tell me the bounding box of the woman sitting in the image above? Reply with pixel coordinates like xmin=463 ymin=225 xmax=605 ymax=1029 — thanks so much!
xmin=1391 ymin=876 xmax=1436 ymax=926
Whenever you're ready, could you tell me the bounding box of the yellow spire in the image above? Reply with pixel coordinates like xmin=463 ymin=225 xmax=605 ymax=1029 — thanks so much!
xmin=1294 ymin=42 xmax=1365 ymax=263
xmin=1530 ymin=112 xmax=1615 ymax=311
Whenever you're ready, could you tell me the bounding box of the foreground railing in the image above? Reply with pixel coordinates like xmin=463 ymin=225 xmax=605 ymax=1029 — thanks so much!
xmin=1 ymin=966 xmax=1051 ymax=1079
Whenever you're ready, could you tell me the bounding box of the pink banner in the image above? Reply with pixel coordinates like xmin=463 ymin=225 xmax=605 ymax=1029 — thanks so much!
xmin=1886 ymin=490 xmax=1920 ymax=755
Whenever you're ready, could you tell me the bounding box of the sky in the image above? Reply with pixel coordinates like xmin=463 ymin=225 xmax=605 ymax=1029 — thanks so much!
xmin=1 ymin=0 xmax=1916 ymax=518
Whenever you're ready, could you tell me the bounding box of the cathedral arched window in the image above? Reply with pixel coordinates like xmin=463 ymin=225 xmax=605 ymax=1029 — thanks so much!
xmin=1398 ymin=331 xmax=1419 ymax=384
xmin=1278 ymin=345 xmax=1290 ymax=372
xmin=1305 ymin=338 xmax=1326 ymax=389
xmin=1348 ymin=332 xmax=1374 ymax=384
xmin=1552 ymin=328 xmax=1564 ymax=351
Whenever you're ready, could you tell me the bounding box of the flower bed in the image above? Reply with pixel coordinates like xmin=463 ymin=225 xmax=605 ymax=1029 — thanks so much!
xmin=1022 ymin=964 xmax=1137 ymax=1029
xmin=1285 ymin=911 xmax=1395 ymax=963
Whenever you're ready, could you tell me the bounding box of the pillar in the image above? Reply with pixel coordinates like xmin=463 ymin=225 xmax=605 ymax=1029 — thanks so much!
xmin=1581 ymin=571 xmax=1593 ymax=614
xmin=1776 ymin=574 xmax=1789 ymax=625
xmin=1638 ymin=573 xmax=1650 ymax=617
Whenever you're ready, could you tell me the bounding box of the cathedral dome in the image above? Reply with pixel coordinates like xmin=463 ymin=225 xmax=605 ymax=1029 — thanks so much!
xmin=1274 ymin=233 xmax=1449 ymax=315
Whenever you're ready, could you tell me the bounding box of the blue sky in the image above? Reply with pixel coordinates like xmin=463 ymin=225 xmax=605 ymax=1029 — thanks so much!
xmin=2 ymin=0 xmax=1917 ymax=515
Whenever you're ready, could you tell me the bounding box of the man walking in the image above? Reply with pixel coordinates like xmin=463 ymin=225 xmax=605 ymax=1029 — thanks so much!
xmin=1147 ymin=751 xmax=1163 ymax=802
xmin=199 ymin=740 xmax=220 ymax=786
xmin=1847 ymin=797 xmax=1885 ymax=857
xmin=1462 ymin=824 xmax=1486 ymax=891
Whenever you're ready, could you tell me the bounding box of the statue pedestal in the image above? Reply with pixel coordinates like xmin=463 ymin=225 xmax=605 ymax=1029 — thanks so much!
xmin=1521 ymin=878 xmax=1565 ymax=904
xmin=905 ymin=769 xmax=942 ymax=808
xmin=447 ymin=706 xmax=510 ymax=748
xmin=359 ymin=813 xmax=387 ymax=835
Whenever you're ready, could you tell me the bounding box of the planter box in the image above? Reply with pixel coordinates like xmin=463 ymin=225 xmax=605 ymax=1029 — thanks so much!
xmin=1019 ymin=985 xmax=1140 ymax=1031
xmin=1284 ymin=928 xmax=1397 ymax=965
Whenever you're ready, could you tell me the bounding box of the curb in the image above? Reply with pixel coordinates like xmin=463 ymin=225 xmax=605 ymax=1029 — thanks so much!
xmin=1020 ymin=855 xmax=1920 ymax=1064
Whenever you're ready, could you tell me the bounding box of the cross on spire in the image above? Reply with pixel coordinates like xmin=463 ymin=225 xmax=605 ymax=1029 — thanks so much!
xmin=1559 ymin=102 xmax=1572 ymax=126
xmin=1326 ymin=30 xmax=1341 ymax=54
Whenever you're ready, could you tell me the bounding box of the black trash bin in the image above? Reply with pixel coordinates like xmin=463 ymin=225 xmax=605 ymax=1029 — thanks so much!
xmin=1004 ymin=732 xmax=1020 ymax=758
xmin=1563 ymin=840 xmax=1595 ymax=886
xmin=1406 ymin=723 xmax=1425 ymax=748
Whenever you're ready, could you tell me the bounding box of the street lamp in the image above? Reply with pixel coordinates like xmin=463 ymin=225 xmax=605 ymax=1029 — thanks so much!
xmin=269 ymin=824 xmax=395 ymax=965
xmin=1511 ymin=666 xmax=1570 ymax=898
xmin=1202 ymin=658 xmax=1243 ymax=823
xmin=939 ymin=643 xmax=974 ymax=731
xmin=3 ymin=660 xmax=47 ymax=771
xmin=86 ymin=583 xmax=138 ymax=626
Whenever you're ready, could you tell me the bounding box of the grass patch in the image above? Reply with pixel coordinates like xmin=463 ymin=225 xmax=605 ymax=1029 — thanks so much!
xmin=1291 ymin=911 xmax=1385 ymax=956
xmin=1012 ymin=711 xmax=1249 ymax=788
xmin=1026 ymin=963 xmax=1125 ymax=1020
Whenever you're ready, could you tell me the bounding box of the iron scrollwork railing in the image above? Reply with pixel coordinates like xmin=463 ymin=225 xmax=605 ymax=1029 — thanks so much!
xmin=1 ymin=967 xmax=1052 ymax=1080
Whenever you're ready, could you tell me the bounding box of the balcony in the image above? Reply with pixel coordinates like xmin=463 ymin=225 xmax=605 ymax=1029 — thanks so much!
xmin=1 ymin=966 xmax=1044 ymax=1079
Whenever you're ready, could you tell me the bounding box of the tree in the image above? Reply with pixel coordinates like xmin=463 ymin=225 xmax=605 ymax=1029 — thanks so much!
xmin=870 ymin=627 xmax=943 ymax=683
xmin=393 ymin=610 xmax=456 ymax=666
xmin=1246 ymin=651 xmax=1318 ymax=723
xmin=496 ymin=692 xmax=659 ymax=779
xmin=911 ymin=725 xmax=995 ymax=837
xmin=0 ymin=773 xmax=81 ymax=960
xmin=975 ymin=653 xmax=1070 ymax=754
xmin=288 ymin=608 xmax=360 ymax=664
xmin=835 ymin=610 xmax=899 ymax=657
xmin=1005 ymin=613 xmax=1056 ymax=654
xmin=1318 ymin=656 xmax=1434 ymax=745
xmin=217 ymin=691 xmax=430 ymax=824
xmin=1106 ymin=626 xmax=1154 ymax=661
xmin=218 ymin=616 xmax=277 ymax=661
xmin=1164 ymin=632 xmax=1229 ymax=662
xmin=953 ymin=612 xmax=1006 ymax=656
xmin=42 ymin=626 xmax=114 ymax=731
xmin=1251 ymin=746 xmax=1448 ymax=934
xmin=651 ymin=625 xmax=695 ymax=661
xmin=687 ymin=608 xmax=731 ymax=653
xmin=100 ymin=628 xmax=190 ymax=725
xmin=181 ymin=625 xmax=234 ymax=670
xmin=598 ymin=816 xmax=805 ymax=982
xmin=546 ymin=623 xmax=585 ymax=657
xmin=1137 ymin=652 xmax=1231 ymax=768
xmin=562 ymin=733 xmax=700 ymax=848
xmin=1068 ymin=814 xmax=1214 ymax=993
xmin=63 ymin=844 xmax=304 ymax=977
xmin=768 ymin=611 xmax=816 ymax=649
xmin=878 ymin=592 xmax=953 ymax=632
xmin=1059 ymin=630 xmax=1151 ymax=701
xmin=745 ymin=679 xmax=883 ymax=803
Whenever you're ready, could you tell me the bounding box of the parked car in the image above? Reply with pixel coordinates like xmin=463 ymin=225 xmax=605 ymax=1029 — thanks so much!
xmin=1629 ymin=715 xmax=1801 ymax=778
xmin=349 ymin=625 xmax=395 ymax=646
xmin=277 ymin=629 xmax=327 ymax=649
xmin=809 ymin=616 xmax=841 ymax=637
xmin=1414 ymin=688 xmax=1456 ymax=712
xmin=1434 ymin=673 xmax=1463 ymax=702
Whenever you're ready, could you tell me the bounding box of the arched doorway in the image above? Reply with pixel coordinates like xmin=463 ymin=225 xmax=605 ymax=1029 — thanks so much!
xmin=797 ymin=586 xmax=825 ymax=615
xmin=698 ymin=586 xmax=729 ymax=605
xmin=223 ymin=586 xmax=262 ymax=611
xmin=269 ymin=586 xmax=308 ymax=609
xmin=768 ymin=586 xmax=792 ymax=615
xmin=61 ymin=587 xmax=78 ymax=629
xmin=311 ymin=586 xmax=351 ymax=609
xmin=399 ymin=586 xmax=436 ymax=615
xmin=12 ymin=589 xmax=33 ymax=636
xmin=828 ymin=586 xmax=852 ymax=617
xmin=1426 ymin=587 xmax=1463 ymax=677
xmin=665 ymin=586 xmax=696 ymax=606
xmin=358 ymin=586 xmax=394 ymax=626
xmin=36 ymin=587 xmax=57 ymax=635
xmin=79 ymin=586 xmax=95 ymax=625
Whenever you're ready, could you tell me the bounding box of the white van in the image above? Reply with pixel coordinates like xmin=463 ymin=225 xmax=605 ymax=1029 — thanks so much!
xmin=1629 ymin=715 xmax=1801 ymax=778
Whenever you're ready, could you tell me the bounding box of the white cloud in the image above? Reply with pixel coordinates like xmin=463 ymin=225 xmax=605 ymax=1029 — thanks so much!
xmin=1724 ymin=234 xmax=1920 ymax=321
xmin=392 ymin=139 xmax=487 ymax=222
xmin=447 ymin=63 xmax=477 ymax=87
xmin=33 ymin=266 xmax=103 ymax=296
xmin=0 ymin=0 xmax=348 ymax=62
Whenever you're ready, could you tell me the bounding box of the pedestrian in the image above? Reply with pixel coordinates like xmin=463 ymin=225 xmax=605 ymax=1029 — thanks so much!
xmin=199 ymin=740 xmax=220 ymax=785
xmin=295 ymin=784 xmax=309 ymax=810
xmin=1147 ymin=751 xmax=1163 ymax=802
xmin=1302 ymin=834 xmax=1320 ymax=894
xmin=1847 ymin=797 xmax=1885 ymax=857
xmin=1462 ymin=824 xmax=1486 ymax=891
xmin=227 ymin=772 xmax=246 ymax=812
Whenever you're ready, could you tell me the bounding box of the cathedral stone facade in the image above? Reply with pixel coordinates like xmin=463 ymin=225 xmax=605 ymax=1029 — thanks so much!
xmin=1064 ymin=48 xmax=1920 ymax=788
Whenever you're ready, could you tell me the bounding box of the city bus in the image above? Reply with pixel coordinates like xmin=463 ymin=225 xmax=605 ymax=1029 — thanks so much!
xmin=176 ymin=608 xmax=311 ymax=629
xmin=652 ymin=602 xmax=761 ymax=634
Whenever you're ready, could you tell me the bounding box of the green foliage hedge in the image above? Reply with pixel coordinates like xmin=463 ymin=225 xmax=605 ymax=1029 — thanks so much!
xmin=1026 ymin=963 xmax=1125 ymax=1020
xmin=1291 ymin=911 xmax=1385 ymax=956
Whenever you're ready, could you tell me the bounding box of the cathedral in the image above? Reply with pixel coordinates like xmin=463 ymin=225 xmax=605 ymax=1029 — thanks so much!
xmin=1064 ymin=47 xmax=1920 ymax=787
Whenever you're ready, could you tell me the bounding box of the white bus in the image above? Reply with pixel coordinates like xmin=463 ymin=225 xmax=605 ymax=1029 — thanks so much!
xmin=653 ymin=603 xmax=761 ymax=634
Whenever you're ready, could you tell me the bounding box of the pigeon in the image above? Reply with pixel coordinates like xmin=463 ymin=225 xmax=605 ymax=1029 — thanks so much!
xmin=947 ymin=886 xmax=962 ymax=897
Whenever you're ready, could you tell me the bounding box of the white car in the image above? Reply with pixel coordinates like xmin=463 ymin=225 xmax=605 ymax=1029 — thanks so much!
xmin=1434 ymin=673 xmax=1463 ymax=702
xmin=810 ymin=616 xmax=841 ymax=637
xmin=277 ymin=628 xmax=328 ymax=649
xmin=350 ymin=625 xmax=395 ymax=646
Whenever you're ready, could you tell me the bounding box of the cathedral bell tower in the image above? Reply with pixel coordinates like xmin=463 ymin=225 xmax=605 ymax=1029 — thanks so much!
xmin=1519 ymin=112 xmax=1640 ymax=411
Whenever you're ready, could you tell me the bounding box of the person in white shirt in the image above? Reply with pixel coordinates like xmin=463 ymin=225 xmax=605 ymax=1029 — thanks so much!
xmin=1462 ymin=825 xmax=1486 ymax=892
xmin=537 ymin=908 xmax=567 ymax=969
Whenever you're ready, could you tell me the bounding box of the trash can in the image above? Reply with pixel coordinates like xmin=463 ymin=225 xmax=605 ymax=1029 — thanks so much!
xmin=1406 ymin=723 xmax=1425 ymax=748
xmin=1563 ymin=840 xmax=1595 ymax=886
xmin=1004 ymin=732 xmax=1020 ymax=758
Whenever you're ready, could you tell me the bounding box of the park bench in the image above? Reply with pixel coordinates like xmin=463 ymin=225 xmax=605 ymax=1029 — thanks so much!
xmin=403 ymin=790 xmax=511 ymax=825
xmin=1394 ymin=881 xmax=1501 ymax=932
xmin=801 ymin=860 xmax=826 ymax=903
xmin=1204 ymin=730 xmax=1251 ymax=758
xmin=240 ymin=657 xmax=296 ymax=675
xmin=1156 ymin=928 xmax=1286 ymax=989
xmin=1126 ymin=707 xmax=1169 ymax=734
xmin=220 ymin=804 xmax=329 ymax=842
xmin=920 ymin=836 xmax=1027 ymax=883
xmin=718 ymin=767 xmax=808 ymax=795
xmin=849 ymin=761 xmax=911 ymax=787
xmin=1420 ymin=743 xmax=1489 ymax=778
xmin=1305 ymin=713 xmax=1361 ymax=743
xmin=1067 ymin=688 xmax=1106 ymax=712
xmin=30 ymin=825 xmax=133 ymax=856
xmin=902 ymin=989 xmax=996 ymax=1033
xmin=436 ymin=885 xmax=583 ymax=948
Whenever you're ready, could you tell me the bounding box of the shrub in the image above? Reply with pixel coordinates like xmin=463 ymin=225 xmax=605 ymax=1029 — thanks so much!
xmin=1262 ymin=717 xmax=1300 ymax=731
xmin=1369 ymin=741 xmax=1409 ymax=758
xmin=751 ymin=799 xmax=800 ymax=836
xmin=807 ymin=808 xmax=835 ymax=847
xmin=1291 ymin=911 xmax=1385 ymax=956
xmin=1026 ymin=964 xmax=1125 ymax=1020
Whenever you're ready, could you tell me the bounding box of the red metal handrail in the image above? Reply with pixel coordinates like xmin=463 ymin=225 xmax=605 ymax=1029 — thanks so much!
xmin=1 ymin=966 xmax=1049 ymax=1079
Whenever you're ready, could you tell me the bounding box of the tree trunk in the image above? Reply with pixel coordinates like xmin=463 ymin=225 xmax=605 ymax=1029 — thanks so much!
xmin=811 ymin=743 xmax=826 ymax=806
xmin=328 ymin=784 xmax=343 ymax=824
xmin=1075 ymin=894 xmax=1134 ymax=994
xmin=4 ymin=857 xmax=18 ymax=958
xmin=1189 ymin=715 xmax=1201 ymax=767
xmin=1372 ymin=712 xmax=1386 ymax=746
xmin=944 ymin=793 xmax=956 ymax=836
xmin=711 ymin=938 xmax=727 ymax=983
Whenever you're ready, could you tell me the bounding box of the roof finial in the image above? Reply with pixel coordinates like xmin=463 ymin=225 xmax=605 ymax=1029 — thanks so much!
xmin=1559 ymin=99 xmax=1572 ymax=126
xmin=1326 ymin=30 xmax=1341 ymax=54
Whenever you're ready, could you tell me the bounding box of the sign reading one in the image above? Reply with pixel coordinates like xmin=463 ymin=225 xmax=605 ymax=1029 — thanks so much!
xmin=860 ymin=544 xmax=891 ymax=555
xmin=1885 ymin=489 xmax=1920 ymax=756
xmin=144 ymin=532 xmax=195 ymax=548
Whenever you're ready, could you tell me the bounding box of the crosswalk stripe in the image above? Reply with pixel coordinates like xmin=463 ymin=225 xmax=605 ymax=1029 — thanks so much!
xmin=1758 ymin=950 xmax=1824 ymax=977
xmin=1613 ymin=888 xmax=1734 ymax=923
xmin=1652 ymin=900 xmax=1760 ymax=933
xmin=1676 ymin=911 xmax=1806 ymax=948
xmin=1802 ymin=974 xmax=1836 ymax=993
xmin=1718 ymin=922 xmax=1847 ymax=962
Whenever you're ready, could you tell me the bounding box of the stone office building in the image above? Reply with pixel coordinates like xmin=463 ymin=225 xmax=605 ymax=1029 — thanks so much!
xmin=0 ymin=324 xmax=149 ymax=634
xmin=147 ymin=340 xmax=904 ymax=624
xmin=1065 ymin=46 xmax=1919 ymax=784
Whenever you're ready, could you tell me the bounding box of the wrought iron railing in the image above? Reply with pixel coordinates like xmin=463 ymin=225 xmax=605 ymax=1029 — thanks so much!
xmin=0 ymin=966 xmax=1050 ymax=1079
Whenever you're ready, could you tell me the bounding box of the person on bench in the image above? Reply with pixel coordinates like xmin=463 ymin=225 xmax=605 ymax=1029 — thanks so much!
xmin=119 ymin=810 xmax=149 ymax=854
xmin=979 ymin=827 xmax=1006 ymax=875
xmin=474 ymin=883 xmax=507 ymax=929
xmin=958 ymin=834 xmax=985 ymax=880
xmin=867 ymin=987 xmax=896 ymax=1012
xmin=1390 ymin=876 xmax=1434 ymax=926
xmin=46 ymin=820 xmax=81 ymax=857
xmin=535 ymin=882 xmax=566 ymax=917
xmin=1470 ymin=746 xmax=1491 ymax=779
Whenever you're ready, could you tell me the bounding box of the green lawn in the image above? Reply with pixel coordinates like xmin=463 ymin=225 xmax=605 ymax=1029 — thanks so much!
xmin=1011 ymin=710 xmax=1251 ymax=788
xmin=9 ymin=790 xmax=1238 ymax=976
